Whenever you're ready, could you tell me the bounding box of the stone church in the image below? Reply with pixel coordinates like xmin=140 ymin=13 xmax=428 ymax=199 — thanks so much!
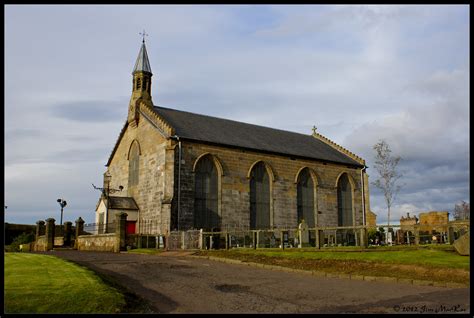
xmin=95 ymin=40 xmax=371 ymax=241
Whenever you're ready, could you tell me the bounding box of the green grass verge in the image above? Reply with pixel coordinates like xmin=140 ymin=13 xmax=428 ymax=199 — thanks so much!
xmin=127 ymin=248 xmax=164 ymax=255
xmin=240 ymin=247 xmax=469 ymax=269
xmin=195 ymin=246 xmax=469 ymax=285
xmin=4 ymin=253 xmax=127 ymax=314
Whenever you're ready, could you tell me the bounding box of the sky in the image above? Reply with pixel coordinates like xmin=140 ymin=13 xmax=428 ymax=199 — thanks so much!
xmin=4 ymin=5 xmax=470 ymax=225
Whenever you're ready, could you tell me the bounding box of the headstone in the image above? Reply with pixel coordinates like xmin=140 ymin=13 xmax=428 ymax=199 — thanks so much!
xmin=387 ymin=231 xmax=393 ymax=246
xmin=282 ymin=231 xmax=289 ymax=248
xmin=298 ymin=220 xmax=309 ymax=248
xmin=453 ymin=232 xmax=469 ymax=256
xmin=270 ymin=235 xmax=276 ymax=248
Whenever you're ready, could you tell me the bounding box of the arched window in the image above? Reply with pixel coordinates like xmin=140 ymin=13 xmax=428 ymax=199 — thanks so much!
xmin=194 ymin=156 xmax=219 ymax=230
xmin=136 ymin=78 xmax=142 ymax=90
xmin=297 ymin=168 xmax=315 ymax=227
xmin=128 ymin=142 xmax=140 ymax=187
xmin=250 ymin=162 xmax=270 ymax=229
xmin=337 ymin=173 xmax=353 ymax=226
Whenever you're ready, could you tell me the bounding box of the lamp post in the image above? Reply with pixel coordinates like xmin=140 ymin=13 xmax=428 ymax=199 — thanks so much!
xmin=92 ymin=171 xmax=123 ymax=233
xmin=57 ymin=198 xmax=67 ymax=234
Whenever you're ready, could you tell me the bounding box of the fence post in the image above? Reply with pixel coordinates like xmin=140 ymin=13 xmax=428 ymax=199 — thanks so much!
xmin=181 ymin=231 xmax=185 ymax=250
xmin=225 ymin=232 xmax=229 ymax=250
xmin=199 ymin=229 xmax=203 ymax=250
xmin=45 ymin=218 xmax=55 ymax=251
xmin=114 ymin=212 xmax=128 ymax=253
xmin=315 ymin=228 xmax=320 ymax=249
xmin=253 ymin=231 xmax=257 ymax=249
xmin=280 ymin=230 xmax=284 ymax=250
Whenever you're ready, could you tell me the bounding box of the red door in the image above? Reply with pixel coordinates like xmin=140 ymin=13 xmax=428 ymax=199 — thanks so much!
xmin=126 ymin=221 xmax=136 ymax=234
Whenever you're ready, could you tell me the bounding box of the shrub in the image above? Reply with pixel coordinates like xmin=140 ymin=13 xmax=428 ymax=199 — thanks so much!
xmin=9 ymin=232 xmax=35 ymax=252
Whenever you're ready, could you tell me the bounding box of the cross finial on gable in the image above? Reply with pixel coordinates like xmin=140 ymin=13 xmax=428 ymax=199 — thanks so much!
xmin=139 ymin=30 xmax=149 ymax=43
xmin=312 ymin=125 xmax=317 ymax=135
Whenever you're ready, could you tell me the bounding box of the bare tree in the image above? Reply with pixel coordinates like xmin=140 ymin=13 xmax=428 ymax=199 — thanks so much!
xmin=453 ymin=201 xmax=470 ymax=220
xmin=371 ymin=140 xmax=403 ymax=227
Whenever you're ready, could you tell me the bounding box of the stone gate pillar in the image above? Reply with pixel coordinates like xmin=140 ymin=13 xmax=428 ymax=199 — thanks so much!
xmin=45 ymin=218 xmax=55 ymax=251
xmin=74 ymin=217 xmax=85 ymax=249
xmin=115 ymin=212 xmax=128 ymax=253
xmin=63 ymin=221 xmax=73 ymax=246
xmin=36 ymin=220 xmax=45 ymax=240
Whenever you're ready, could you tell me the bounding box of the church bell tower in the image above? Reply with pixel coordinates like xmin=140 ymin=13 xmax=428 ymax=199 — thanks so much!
xmin=128 ymin=32 xmax=153 ymax=125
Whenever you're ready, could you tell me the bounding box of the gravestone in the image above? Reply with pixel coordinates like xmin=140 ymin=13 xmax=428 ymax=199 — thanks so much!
xmin=453 ymin=232 xmax=469 ymax=256
xmin=298 ymin=220 xmax=310 ymax=248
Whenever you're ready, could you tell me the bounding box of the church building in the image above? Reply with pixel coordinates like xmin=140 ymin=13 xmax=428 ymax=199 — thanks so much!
xmin=95 ymin=39 xmax=371 ymax=242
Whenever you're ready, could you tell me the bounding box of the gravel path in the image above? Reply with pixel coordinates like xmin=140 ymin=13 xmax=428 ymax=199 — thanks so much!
xmin=43 ymin=250 xmax=470 ymax=314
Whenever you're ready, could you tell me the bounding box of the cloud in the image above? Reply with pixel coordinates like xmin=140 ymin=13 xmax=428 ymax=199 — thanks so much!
xmin=348 ymin=67 xmax=469 ymax=224
xmin=4 ymin=5 xmax=469 ymax=225
xmin=50 ymin=100 xmax=127 ymax=122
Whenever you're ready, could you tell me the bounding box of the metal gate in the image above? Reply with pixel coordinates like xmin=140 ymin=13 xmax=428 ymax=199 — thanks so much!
xmin=166 ymin=230 xmax=202 ymax=250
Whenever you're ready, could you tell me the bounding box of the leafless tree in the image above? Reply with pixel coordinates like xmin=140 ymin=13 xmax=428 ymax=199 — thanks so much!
xmin=453 ymin=201 xmax=470 ymax=220
xmin=371 ymin=140 xmax=403 ymax=227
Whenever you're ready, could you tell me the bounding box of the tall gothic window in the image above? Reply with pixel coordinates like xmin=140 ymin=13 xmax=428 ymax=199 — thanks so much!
xmin=194 ymin=156 xmax=219 ymax=230
xmin=128 ymin=142 xmax=140 ymax=187
xmin=337 ymin=173 xmax=353 ymax=226
xmin=136 ymin=78 xmax=142 ymax=90
xmin=250 ymin=162 xmax=270 ymax=229
xmin=297 ymin=168 xmax=315 ymax=227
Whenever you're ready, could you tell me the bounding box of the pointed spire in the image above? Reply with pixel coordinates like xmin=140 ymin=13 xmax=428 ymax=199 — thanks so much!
xmin=133 ymin=41 xmax=152 ymax=74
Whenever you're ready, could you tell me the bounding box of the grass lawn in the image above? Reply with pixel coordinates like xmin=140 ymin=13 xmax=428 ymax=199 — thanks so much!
xmin=195 ymin=245 xmax=469 ymax=285
xmin=4 ymin=253 xmax=127 ymax=314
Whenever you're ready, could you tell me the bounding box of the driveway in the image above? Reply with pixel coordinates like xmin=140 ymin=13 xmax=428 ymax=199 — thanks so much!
xmin=45 ymin=250 xmax=469 ymax=314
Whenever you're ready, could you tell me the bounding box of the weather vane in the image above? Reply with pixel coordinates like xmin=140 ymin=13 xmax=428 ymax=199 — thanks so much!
xmin=139 ymin=30 xmax=149 ymax=43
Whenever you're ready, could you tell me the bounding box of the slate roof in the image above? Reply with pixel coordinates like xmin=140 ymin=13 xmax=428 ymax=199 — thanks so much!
xmin=152 ymin=106 xmax=363 ymax=167
xmin=108 ymin=196 xmax=139 ymax=210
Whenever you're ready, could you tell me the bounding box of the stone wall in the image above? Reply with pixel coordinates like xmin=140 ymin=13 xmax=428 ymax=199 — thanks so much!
xmin=34 ymin=236 xmax=48 ymax=251
xmin=54 ymin=237 xmax=64 ymax=246
xmin=366 ymin=210 xmax=377 ymax=229
xmin=173 ymin=141 xmax=367 ymax=231
xmin=76 ymin=234 xmax=117 ymax=252
xmin=418 ymin=211 xmax=449 ymax=232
